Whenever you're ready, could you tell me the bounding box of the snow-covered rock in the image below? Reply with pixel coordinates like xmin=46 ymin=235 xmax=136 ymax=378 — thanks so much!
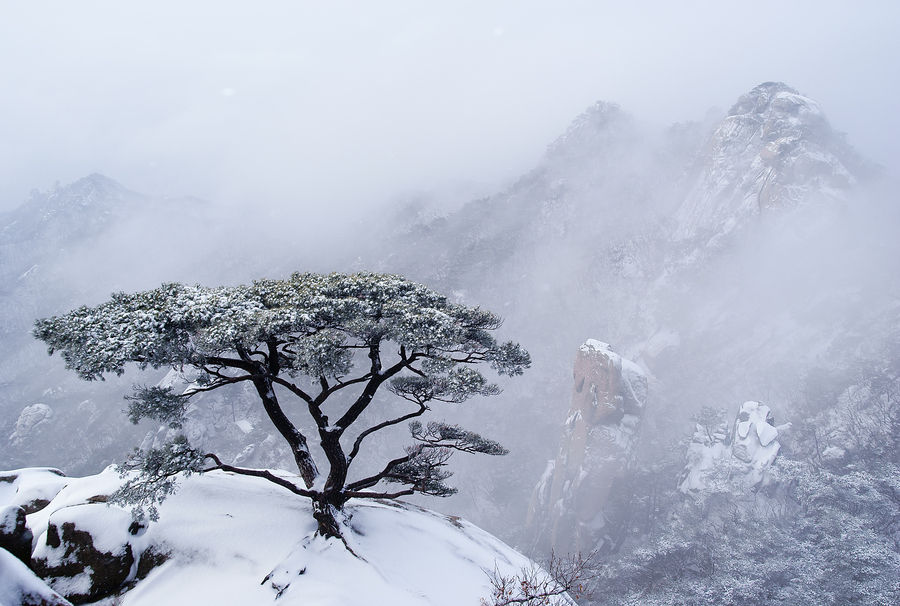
xmin=32 ymin=502 xmax=149 ymax=603
xmin=9 ymin=404 xmax=54 ymax=446
xmin=0 ymin=467 xmax=69 ymax=514
xmin=0 ymin=547 xmax=71 ymax=606
xmin=3 ymin=466 xmax=547 ymax=605
xmin=732 ymin=401 xmax=781 ymax=472
xmin=526 ymin=340 xmax=647 ymax=554
xmin=680 ymin=401 xmax=786 ymax=493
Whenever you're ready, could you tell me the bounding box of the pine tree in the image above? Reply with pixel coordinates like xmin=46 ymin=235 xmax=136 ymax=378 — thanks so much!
xmin=34 ymin=272 xmax=530 ymax=538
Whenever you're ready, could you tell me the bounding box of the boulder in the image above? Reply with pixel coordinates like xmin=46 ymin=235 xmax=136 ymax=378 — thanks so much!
xmin=0 ymin=467 xmax=68 ymax=514
xmin=31 ymin=505 xmax=140 ymax=604
xmin=0 ymin=505 xmax=34 ymax=565
xmin=0 ymin=466 xmax=171 ymax=604
xmin=9 ymin=404 xmax=54 ymax=446
xmin=680 ymin=400 xmax=786 ymax=494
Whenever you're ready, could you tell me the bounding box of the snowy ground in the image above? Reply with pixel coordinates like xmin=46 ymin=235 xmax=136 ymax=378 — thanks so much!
xmin=1 ymin=466 xmax=544 ymax=605
xmin=0 ymin=546 xmax=69 ymax=606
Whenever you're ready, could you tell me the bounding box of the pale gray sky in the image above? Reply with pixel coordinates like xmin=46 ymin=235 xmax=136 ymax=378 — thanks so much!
xmin=1 ymin=1 xmax=898 ymax=215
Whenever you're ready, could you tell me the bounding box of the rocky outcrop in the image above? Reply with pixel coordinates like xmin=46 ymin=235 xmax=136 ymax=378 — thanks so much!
xmin=9 ymin=404 xmax=54 ymax=446
xmin=32 ymin=514 xmax=135 ymax=604
xmin=0 ymin=467 xmax=166 ymax=604
xmin=732 ymin=401 xmax=781 ymax=474
xmin=29 ymin=504 xmax=162 ymax=604
xmin=680 ymin=401 xmax=787 ymax=494
xmin=526 ymin=340 xmax=647 ymax=554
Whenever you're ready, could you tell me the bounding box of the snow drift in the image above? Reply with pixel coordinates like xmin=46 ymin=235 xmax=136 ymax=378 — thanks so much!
xmin=1 ymin=466 xmax=545 ymax=605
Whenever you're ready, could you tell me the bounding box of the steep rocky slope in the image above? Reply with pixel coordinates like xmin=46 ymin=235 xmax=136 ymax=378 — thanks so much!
xmin=368 ymin=81 xmax=889 ymax=544
xmin=526 ymin=340 xmax=647 ymax=554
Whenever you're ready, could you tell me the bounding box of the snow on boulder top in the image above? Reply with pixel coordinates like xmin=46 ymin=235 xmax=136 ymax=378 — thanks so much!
xmin=580 ymin=339 xmax=612 ymax=352
xmin=10 ymin=467 xmax=548 ymax=606
xmin=0 ymin=467 xmax=69 ymax=514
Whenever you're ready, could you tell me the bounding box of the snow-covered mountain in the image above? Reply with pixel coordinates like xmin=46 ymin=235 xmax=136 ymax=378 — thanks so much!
xmin=0 ymin=174 xmax=140 ymax=351
xmin=1 ymin=82 xmax=896 ymax=561
xmin=365 ymin=81 xmax=893 ymax=545
xmin=0 ymin=174 xmax=143 ymax=249
xmin=0 ymin=176 xmax=218 ymax=474
xmin=674 ymin=82 xmax=865 ymax=244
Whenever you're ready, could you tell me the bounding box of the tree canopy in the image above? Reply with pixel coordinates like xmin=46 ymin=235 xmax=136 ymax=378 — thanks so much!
xmin=34 ymin=272 xmax=530 ymax=537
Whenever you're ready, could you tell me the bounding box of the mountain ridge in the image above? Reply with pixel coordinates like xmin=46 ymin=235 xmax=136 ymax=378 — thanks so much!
xmin=0 ymin=82 xmax=894 ymax=553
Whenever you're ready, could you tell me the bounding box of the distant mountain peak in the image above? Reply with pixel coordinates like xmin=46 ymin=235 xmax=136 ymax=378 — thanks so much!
xmin=672 ymin=82 xmax=861 ymax=243
xmin=545 ymin=101 xmax=634 ymax=162
xmin=75 ymin=172 xmax=119 ymax=186
xmin=1 ymin=174 xmax=144 ymax=247
xmin=46 ymin=173 xmax=132 ymax=207
xmin=725 ymin=81 xmax=833 ymax=148
xmin=728 ymin=81 xmax=811 ymax=116
xmin=567 ymin=100 xmax=625 ymax=127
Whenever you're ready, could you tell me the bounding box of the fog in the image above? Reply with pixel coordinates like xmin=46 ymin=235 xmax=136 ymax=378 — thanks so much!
xmin=2 ymin=1 xmax=898 ymax=221
xmin=2 ymin=4 xmax=899 ymax=603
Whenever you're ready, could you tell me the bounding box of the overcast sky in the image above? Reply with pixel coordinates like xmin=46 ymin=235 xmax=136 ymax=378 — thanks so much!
xmin=1 ymin=1 xmax=898 ymax=215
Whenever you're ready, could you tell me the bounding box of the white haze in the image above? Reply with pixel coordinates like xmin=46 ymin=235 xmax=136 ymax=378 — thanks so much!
xmin=1 ymin=0 xmax=898 ymax=225
xmin=1 ymin=1 xmax=899 ymax=569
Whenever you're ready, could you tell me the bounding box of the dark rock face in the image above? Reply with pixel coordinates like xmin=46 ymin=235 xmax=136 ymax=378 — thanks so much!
xmin=22 ymin=499 xmax=51 ymax=515
xmin=0 ymin=505 xmax=33 ymax=565
xmin=32 ymin=519 xmax=135 ymax=604
xmin=134 ymin=546 xmax=168 ymax=581
xmin=21 ymin=591 xmax=73 ymax=606
xmin=27 ymin=499 xmax=168 ymax=605
xmin=1 ymin=468 xmax=170 ymax=604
